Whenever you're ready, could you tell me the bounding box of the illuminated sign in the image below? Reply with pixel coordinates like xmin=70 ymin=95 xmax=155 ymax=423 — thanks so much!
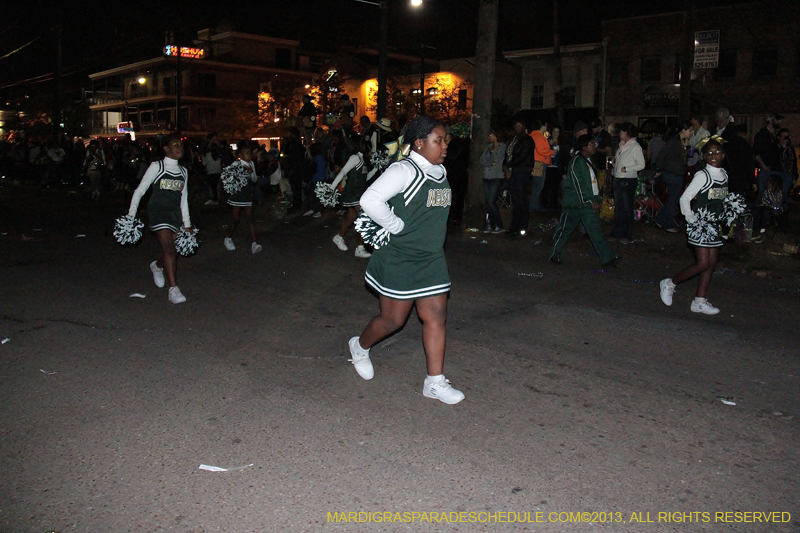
xmin=117 ymin=121 xmax=135 ymax=133
xmin=164 ymin=45 xmax=205 ymax=59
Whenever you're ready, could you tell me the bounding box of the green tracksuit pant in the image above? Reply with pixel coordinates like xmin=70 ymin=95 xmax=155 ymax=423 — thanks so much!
xmin=550 ymin=207 xmax=616 ymax=265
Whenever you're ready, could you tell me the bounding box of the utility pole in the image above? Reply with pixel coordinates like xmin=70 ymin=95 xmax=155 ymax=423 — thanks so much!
xmin=52 ymin=5 xmax=63 ymax=136
xmin=467 ymin=0 xmax=499 ymax=224
xmin=679 ymin=0 xmax=696 ymax=119
xmin=377 ymin=0 xmax=388 ymax=121
xmin=552 ymin=0 xmax=564 ymax=129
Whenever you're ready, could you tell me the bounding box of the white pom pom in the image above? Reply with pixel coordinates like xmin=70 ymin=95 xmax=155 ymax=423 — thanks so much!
xmin=175 ymin=227 xmax=200 ymax=256
xmin=221 ymin=162 xmax=250 ymax=194
xmin=114 ymin=215 xmax=144 ymax=245
xmin=315 ymin=182 xmax=340 ymax=207
xmin=354 ymin=211 xmax=391 ymax=249
xmin=370 ymin=151 xmax=393 ymax=172
xmin=686 ymin=207 xmax=720 ymax=244
xmin=721 ymin=193 xmax=746 ymax=226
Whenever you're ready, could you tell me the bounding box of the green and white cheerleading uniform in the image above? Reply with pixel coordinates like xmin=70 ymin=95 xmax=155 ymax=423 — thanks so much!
xmin=331 ymin=153 xmax=370 ymax=207
xmin=128 ymin=157 xmax=191 ymax=233
xmin=360 ymin=150 xmax=451 ymax=300
xmin=680 ymin=166 xmax=728 ymax=247
xmin=226 ymin=160 xmax=258 ymax=207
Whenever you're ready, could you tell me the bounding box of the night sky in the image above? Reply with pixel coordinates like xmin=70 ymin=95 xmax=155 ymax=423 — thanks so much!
xmin=0 ymin=0 xmax=763 ymax=100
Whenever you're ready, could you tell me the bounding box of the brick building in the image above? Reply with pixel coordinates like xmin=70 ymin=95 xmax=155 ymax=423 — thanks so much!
xmin=88 ymin=29 xmax=319 ymax=141
xmin=602 ymin=3 xmax=800 ymax=138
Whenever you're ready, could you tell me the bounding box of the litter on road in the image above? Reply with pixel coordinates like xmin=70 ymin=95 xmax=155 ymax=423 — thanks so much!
xmin=129 ymin=293 xmax=146 ymax=298
xmin=40 ymin=369 xmax=57 ymax=375
xmin=1 ymin=338 xmax=9 ymax=344
xmin=199 ymin=463 xmax=254 ymax=472
xmin=518 ymin=272 xmax=544 ymax=278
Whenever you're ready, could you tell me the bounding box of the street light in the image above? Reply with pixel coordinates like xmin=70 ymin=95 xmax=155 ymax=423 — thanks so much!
xmin=355 ymin=0 xmax=422 ymax=121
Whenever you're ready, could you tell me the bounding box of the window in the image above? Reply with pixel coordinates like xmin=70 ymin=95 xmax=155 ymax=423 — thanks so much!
xmin=458 ymin=89 xmax=468 ymax=109
xmin=197 ymin=107 xmax=216 ymax=125
xmin=717 ymin=49 xmax=737 ymax=79
xmin=610 ymin=59 xmax=629 ymax=85
xmin=158 ymin=108 xmax=172 ymax=123
xmin=275 ymin=49 xmax=291 ymax=69
xmin=753 ymin=48 xmax=778 ymax=77
xmin=563 ymin=86 xmax=576 ymax=108
xmin=197 ymin=73 xmax=216 ymax=97
xmin=641 ymin=56 xmax=662 ymax=83
xmin=530 ymin=85 xmax=544 ymax=109
xmin=139 ymin=111 xmax=153 ymax=124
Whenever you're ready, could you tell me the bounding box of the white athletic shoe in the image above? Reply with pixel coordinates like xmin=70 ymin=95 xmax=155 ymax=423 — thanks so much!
xmin=150 ymin=261 xmax=165 ymax=288
xmin=354 ymin=245 xmax=372 ymax=258
xmin=251 ymin=242 xmax=263 ymax=254
xmin=423 ymin=375 xmax=465 ymax=404
xmin=659 ymin=278 xmax=675 ymax=306
xmin=332 ymin=234 xmax=348 ymax=251
xmin=224 ymin=237 xmax=236 ymax=251
xmin=312 ymin=212 xmax=322 ymax=218
xmin=690 ymin=298 xmax=719 ymax=315
xmin=168 ymin=286 xmax=186 ymax=304
xmin=347 ymin=337 xmax=374 ymax=380
xmin=303 ymin=209 xmax=315 ymax=217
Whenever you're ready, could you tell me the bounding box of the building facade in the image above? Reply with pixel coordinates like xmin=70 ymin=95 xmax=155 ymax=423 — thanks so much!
xmin=602 ymin=4 xmax=800 ymax=138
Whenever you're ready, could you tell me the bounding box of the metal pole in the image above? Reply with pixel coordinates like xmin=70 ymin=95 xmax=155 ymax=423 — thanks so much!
xmin=420 ymin=45 xmax=425 ymax=116
xmin=377 ymin=0 xmax=388 ymax=121
xmin=176 ymin=45 xmax=182 ymax=135
xmin=600 ymin=38 xmax=608 ymax=124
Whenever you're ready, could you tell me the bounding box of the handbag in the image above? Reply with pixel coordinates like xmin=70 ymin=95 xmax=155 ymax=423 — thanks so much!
xmin=532 ymin=161 xmax=546 ymax=177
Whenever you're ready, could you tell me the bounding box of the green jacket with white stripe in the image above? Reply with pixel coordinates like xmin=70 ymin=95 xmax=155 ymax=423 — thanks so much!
xmin=561 ymin=154 xmax=601 ymax=210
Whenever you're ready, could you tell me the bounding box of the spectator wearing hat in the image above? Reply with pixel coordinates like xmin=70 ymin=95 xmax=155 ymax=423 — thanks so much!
xmin=754 ymin=113 xmax=792 ymax=205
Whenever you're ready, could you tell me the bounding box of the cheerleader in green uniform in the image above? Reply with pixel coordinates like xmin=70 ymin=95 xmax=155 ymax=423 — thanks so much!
xmin=347 ymin=116 xmax=464 ymax=404
xmin=330 ymin=133 xmax=377 ymax=258
xmin=660 ymin=139 xmax=728 ymax=315
xmin=127 ymin=135 xmax=194 ymax=304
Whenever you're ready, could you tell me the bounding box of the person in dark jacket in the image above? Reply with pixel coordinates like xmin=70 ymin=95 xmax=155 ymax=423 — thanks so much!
xmin=444 ymin=128 xmax=470 ymax=227
xmin=724 ymin=123 xmax=756 ymax=201
xmin=653 ymin=121 xmax=693 ymax=232
xmin=504 ymin=117 xmax=535 ymax=235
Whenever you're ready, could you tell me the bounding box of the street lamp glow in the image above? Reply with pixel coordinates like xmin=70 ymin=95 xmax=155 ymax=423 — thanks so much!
xmin=137 ymin=77 xmax=146 ymax=84
xmin=411 ymin=0 xmax=422 ymax=5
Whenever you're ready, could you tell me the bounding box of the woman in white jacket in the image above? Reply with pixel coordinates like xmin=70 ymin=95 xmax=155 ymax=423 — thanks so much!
xmin=611 ymin=122 xmax=645 ymax=241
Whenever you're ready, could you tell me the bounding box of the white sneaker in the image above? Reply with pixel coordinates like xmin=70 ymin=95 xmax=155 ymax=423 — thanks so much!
xmin=659 ymin=278 xmax=675 ymax=306
xmin=354 ymin=245 xmax=372 ymax=258
xmin=423 ymin=375 xmax=465 ymax=404
xmin=204 ymin=199 xmax=218 ymax=206
xmin=332 ymin=234 xmax=348 ymax=251
xmin=168 ymin=286 xmax=186 ymax=304
xmin=347 ymin=337 xmax=373 ymax=380
xmin=303 ymin=209 xmax=315 ymax=217
xmin=312 ymin=212 xmax=322 ymax=218
xmin=224 ymin=237 xmax=235 ymax=251
xmin=150 ymin=261 xmax=165 ymax=288
xmin=690 ymin=298 xmax=719 ymax=315
xmin=251 ymin=242 xmax=263 ymax=254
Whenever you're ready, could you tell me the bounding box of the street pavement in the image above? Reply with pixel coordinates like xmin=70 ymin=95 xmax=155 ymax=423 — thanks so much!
xmin=1 ymin=187 xmax=798 ymax=532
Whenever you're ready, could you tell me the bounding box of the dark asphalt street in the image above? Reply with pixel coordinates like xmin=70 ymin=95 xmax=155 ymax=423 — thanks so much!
xmin=1 ymin=187 xmax=798 ymax=532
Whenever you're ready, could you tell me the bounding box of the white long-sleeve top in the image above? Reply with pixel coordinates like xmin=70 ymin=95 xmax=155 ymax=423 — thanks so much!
xmin=128 ymin=157 xmax=191 ymax=228
xmin=679 ymin=165 xmax=727 ymax=223
xmin=613 ymin=138 xmax=645 ymax=178
xmin=360 ymin=151 xmax=445 ymax=234
xmin=331 ymin=153 xmax=379 ymax=189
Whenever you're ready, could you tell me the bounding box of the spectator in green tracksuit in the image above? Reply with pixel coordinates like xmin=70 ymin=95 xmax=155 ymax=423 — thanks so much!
xmin=549 ymin=135 xmax=619 ymax=267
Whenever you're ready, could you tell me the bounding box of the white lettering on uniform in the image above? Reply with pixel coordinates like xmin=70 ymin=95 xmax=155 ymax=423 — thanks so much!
xmin=426 ymin=188 xmax=452 ymax=207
